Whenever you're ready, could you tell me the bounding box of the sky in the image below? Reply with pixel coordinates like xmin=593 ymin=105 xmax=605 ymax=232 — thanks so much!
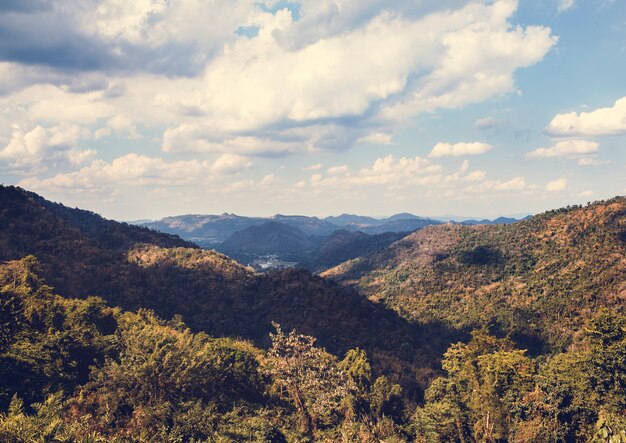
xmin=0 ymin=0 xmax=624 ymax=220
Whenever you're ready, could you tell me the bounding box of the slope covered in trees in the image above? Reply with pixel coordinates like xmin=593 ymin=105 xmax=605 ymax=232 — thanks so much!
xmin=323 ymin=197 xmax=626 ymax=352
xmin=0 ymin=257 xmax=408 ymax=441
xmin=0 ymin=186 xmax=449 ymax=394
xmin=3 ymin=256 xmax=626 ymax=442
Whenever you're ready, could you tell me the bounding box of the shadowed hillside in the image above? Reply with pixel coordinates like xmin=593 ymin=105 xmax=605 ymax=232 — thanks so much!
xmin=323 ymin=197 xmax=626 ymax=352
xmin=0 ymin=186 xmax=454 ymax=394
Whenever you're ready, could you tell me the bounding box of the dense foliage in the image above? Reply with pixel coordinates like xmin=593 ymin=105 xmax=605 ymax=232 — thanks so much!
xmin=2 ymin=186 xmax=626 ymax=441
xmin=0 ymin=257 xmax=407 ymax=441
xmin=324 ymin=197 xmax=626 ymax=353
xmin=0 ymin=185 xmax=451 ymax=396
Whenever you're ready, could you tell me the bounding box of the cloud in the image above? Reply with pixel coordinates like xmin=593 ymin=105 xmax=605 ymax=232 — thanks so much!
xmin=526 ymin=139 xmax=599 ymax=158
xmin=558 ymin=0 xmax=575 ymax=12
xmin=474 ymin=117 xmax=507 ymax=130
xmin=428 ymin=142 xmax=493 ymax=158
xmin=356 ymin=132 xmax=394 ymax=145
xmin=210 ymin=153 xmax=253 ymax=174
xmin=577 ymin=157 xmax=611 ymax=166
xmin=546 ymin=178 xmax=568 ymax=192
xmin=0 ymin=0 xmax=556 ymax=167
xmin=0 ymin=123 xmax=95 ymax=173
xmin=546 ymin=97 xmax=626 ymax=136
xmin=19 ymin=154 xmax=212 ymax=190
xmin=18 ymin=151 xmax=256 ymax=196
xmin=327 ymin=165 xmax=349 ymax=175
xmin=466 ymin=176 xmax=527 ymax=192
xmin=302 ymin=163 xmax=323 ymax=171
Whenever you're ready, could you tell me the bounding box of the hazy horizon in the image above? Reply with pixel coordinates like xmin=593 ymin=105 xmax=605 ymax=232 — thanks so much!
xmin=0 ymin=0 xmax=624 ymax=220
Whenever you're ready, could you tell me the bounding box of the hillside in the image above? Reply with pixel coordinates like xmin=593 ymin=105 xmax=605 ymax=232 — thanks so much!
xmin=0 ymin=186 xmax=450 ymax=394
xmin=323 ymin=197 xmax=626 ymax=351
xmin=0 ymin=256 xmax=413 ymax=441
xmin=300 ymin=230 xmax=407 ymax=272
xmin=218 ymin=221 xmax=316 ymax=260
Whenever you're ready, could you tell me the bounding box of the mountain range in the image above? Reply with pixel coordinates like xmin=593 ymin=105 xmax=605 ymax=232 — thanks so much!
xmin=2 ymin=185 xmax=626 ymax=441
xmin=139 ymin=212 xmax=529 ymax=269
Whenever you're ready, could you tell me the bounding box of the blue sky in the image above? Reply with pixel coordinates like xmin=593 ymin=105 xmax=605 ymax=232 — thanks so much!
xmin=0 ymin=0 xmax=624 ymax=220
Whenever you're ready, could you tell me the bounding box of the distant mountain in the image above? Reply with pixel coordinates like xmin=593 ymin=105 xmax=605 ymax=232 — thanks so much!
xmin=0 ymin=185 xmax=445 ymax=395
xmin=300 ymin=230 xmax=407 ymax=272
xmin=358 ymin=218 xmax=441 ymax=235
xmin=271 ymin=214 xmax=338 ymax=236
xmin=140 ymin=212 xmax=442 ymax=253
xmin=141 ymin=214 xmax=266 ymax=247
xmin=218 ymin=221 xmax=316 ymax=259
xmin=324 ymin=214 xmax=381 ymax=226
xmin=459 ymin=216 xmax=520 ymax=225
xmin=323 ymin=197 xmax=626 ymax=353
xmin=386 ymin=212 xmax=425 ymax=222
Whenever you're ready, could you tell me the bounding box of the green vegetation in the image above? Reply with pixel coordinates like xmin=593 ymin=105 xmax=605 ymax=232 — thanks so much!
xmin=2 ymin=186 xmax=626 ymax=441
xmin=0 ymin=257 xmax=408 ymax=441
xmin=0 ymin=185 xmax=451 ymax=398
xmin=3 ymin=257 xmax=626 ymax=441
xmin=324 ymin=197 xmax=626 ymax=353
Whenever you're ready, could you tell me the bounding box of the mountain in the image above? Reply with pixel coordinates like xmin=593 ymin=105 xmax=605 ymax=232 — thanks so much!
xmin=358 ymin=218 xmax=441 ymax=235
xmin=141 ymin=213 xmax=267 ymax=247
xmin=272 ymin=215 xmax=339 ymax=236
xmin=218 ymin=221 xmax=317 ymax=261
xmin=386 ymin=212 xmax=425 ymax=222
xmin=459 ymin=216 xmax=521 ymax=225
xmin=0 ymin=185 xmax=451 ymax=395
xmin=140 ymin=212 xmax=443 ymax=249
xmin=323 ymin=197 xmax=626 ymax=352
xmin=300 ymin=230 xmax=407 ymax=272
xmin=324 ymin=214 xmax=382 ymax=226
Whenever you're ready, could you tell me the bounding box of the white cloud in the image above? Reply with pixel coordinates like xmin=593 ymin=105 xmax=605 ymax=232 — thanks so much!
xmin=0 ymin=0 xmax=556 ymax=165
xmin=460 ymin=176 xmax=529 ymax=194
xmin=546 ymin=97 xmax=626 ymax=136
xmin=95 ymin=115 xmax=142 ymax=140
xmin=428 ymin=142 xmax=493 ymax=158
xmin=327 ymin=165 xmax=349 ymax=175
xmin=0 ymin=123 xmax=95 ymax=173
xmin=302 ymin=163 xmax=323 ymax=171
xmin=22 ymin=154 xmax=210 ymax=188
xmin=526 ymin=139 xmax=599 ymax=158
xmin=17 ymin=151 xmax=256 ymax=195
xmin=357 ymin=132 xmax=394 ymax=145
xmin=577 ymin=157 xmax=611 ymax=166
xmin=546 ymin=178 xmax=568 ymax=192
xmin=474 ymin=117 xmax=506 ymax=130
xmin=210 ymin=153 xmax=253 ymax=174
xmin=558 ymin=0 xmax=575 ymax=12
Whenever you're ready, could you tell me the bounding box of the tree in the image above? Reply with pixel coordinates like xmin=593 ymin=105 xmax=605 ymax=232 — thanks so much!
xmin=264 ymin=323 xmax=355 ymax=435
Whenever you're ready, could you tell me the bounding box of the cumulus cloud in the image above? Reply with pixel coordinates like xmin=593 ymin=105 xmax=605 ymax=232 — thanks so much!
xmin=428 ymin=142 xmax=493 ymax=158
xmin=0 ymin=123 xmax=95 ymax=173
xmin=0 ymin=0 xmax=556 ymax=163
xmin=526 ymin=139 xmax=599 ymax=158
xmin=546 ymin=97 xmax=626 ymax=136
xmin=18 ymin=151 xmax=255 ymax=196
xmin=210 ymin=153 xmax=253 ymax=174
xmin=546 ymin=178 xmax=568 ymax=192
xmin=327 ymin=165 xmax=349 ymax=175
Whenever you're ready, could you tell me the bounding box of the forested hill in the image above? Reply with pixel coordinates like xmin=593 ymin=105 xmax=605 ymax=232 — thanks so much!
xmin=0 ymin=186 xmax=449 ymax=393
xmin=323 ymin=197 xmax=626 ymax=351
